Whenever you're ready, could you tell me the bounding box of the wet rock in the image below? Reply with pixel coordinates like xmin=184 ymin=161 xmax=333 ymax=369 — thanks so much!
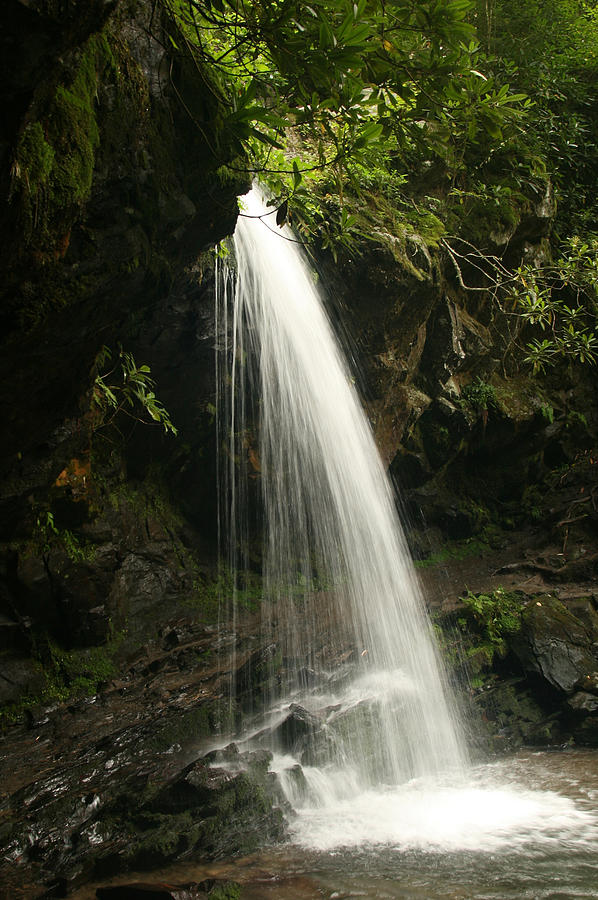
xmin=0 ymin=653 xmax=46 ymax=704
xmin=201 ymin=743 xmax=241 ymax=766
xmin=96 ymin=879 xmax=241 ymax=899
xmin=567 ymin=692 xmax=598 ymax=714
xmin=510 ymin=595 xmax=598 ymax=694
xmin=292 ymin=666 xmax=320 ymax=690
xmin=271 ymin=703 xmax=321 ymax=755
xmin=235 ymin=644 xmax=282 ymax=708
xmin=152 ymin=760 xmax=239 ymax=814
xmin=575 ymin=672 xmax=598 ymax=696
xmin=281 ymin=763 xmax=310 ymax=804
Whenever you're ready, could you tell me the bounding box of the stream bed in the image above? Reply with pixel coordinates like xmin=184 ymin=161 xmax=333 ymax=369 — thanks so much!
xmin=73 ymin=748 xmax=598 ymax=899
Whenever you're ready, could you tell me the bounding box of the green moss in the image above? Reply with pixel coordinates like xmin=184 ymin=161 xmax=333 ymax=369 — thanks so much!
xmin=14 ymin=34 xmax=107 ymax=245
xmin=15 ymin=122 xmax=55 ymax=195
xmin=414 ymin=528 xmax=499 ymax=568
xmin=208 ymin=884 xmax=241 ymax=900
xmin=450 ymin=183 xmax=525 ymax=245
xmin=0 ymin=630 xmax=126 ymax=728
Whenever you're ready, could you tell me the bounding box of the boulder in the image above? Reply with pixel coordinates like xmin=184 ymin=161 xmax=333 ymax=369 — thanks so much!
xmin=510 ymin=595 xmax=598 ymax=694
xmin=270 ymin=703 xmax=322 ymax=755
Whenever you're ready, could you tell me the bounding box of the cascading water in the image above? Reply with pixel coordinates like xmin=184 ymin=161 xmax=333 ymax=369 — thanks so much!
xmin=214 ymin=188 xmax=598 ymax=860
xmin=218 ymin=186 xmax=467 ymax=789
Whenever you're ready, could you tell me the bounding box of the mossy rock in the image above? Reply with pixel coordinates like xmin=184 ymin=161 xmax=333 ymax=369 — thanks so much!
xmin=510 ymin=595 xmax=598 ymax=694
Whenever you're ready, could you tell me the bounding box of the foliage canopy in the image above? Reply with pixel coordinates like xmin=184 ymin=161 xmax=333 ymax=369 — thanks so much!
xmin=160 ymin=0 xmax=598 ymax=370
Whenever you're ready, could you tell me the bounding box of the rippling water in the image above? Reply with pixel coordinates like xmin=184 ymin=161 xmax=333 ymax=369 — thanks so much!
xmin=75 ymin=749 xmax=598 ymax=900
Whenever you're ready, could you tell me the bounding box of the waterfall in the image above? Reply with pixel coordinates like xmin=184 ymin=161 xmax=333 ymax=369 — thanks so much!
xmin=217 ymin=187 xmax=467 ymax=806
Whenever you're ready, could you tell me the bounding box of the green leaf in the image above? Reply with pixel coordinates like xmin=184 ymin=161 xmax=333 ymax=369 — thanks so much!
xmin=353 ymin=122 xmax=383 ymax=149
xmin=292 ymin=160 xmax=302 ymax=189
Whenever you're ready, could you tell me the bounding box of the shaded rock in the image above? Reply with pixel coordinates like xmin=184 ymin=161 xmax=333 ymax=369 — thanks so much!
xmin=510 ymin=595 xmax=598 ymax=694
xmin=567 ymin=598 xmax=598 ymax=640
xmin=0 ymin=653 xmax=46 ymax=704
xmin=271 ymin=703 xmax=321 ymax=755
xmin=467 ymin=678 xmax=565 ymax=753
xmin=235 ymin=644 xmax=281 ymax=708
xmin=567 ymin=691 xmax=598 ymax=714
xmin=0 ymin=610 xmax=27 ymax=651
xmin=419 ymin=298 xmax=491 ymax=390
xmin=575 ymin=672 xmax=598 ymax=696
xmin=96 ymin=879 xmax=240 ymax=899
xmin=572 ymin=716 xmax=598 ymax=746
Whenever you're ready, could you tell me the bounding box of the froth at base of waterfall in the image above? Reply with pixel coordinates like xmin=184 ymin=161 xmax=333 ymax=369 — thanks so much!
xmin=278 ymin=762 xmax=597 ymax=853
xmin=218 ymin=185 xmax=468 ymax=794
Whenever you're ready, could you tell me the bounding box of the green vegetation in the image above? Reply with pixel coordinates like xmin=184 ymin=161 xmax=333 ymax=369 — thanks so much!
xmin=433 ymin=587 xmax=524 ymax=691
xmin=30 ymin=510 xmax=96 ymax=564
xmin=460 ymin=378 xmax=498 ymax=413
xmin=12 ymin=33 xmax=113 ymax=250
xmin=91 ymin=345 xmax=178 ymax=438
xmin=161 ymin=0 xmax=529 ymax=247
xmin=0 ymin=631 xmax=125 ymax=727
xmin=458 ymin=587 xmax=523 ymax=659
xmin=155 ymin=0 xmax=598 ymax=372
xmin=9 ymin=1 xmax=598 ymax=372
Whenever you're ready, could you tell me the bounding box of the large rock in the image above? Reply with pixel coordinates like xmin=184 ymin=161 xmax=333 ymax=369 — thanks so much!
xmin=510 ymin=595 xmax=598 ymax=694
xmin=270 ymin=703 xmax=322 ymax=756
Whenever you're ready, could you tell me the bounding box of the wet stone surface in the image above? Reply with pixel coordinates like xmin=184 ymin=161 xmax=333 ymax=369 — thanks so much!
xmin=0 ymin=624 xmax=287 ymax=898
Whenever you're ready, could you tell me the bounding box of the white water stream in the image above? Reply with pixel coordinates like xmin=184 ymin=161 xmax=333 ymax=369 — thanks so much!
xmin=216 ymin=187 xmax=598 ymax=860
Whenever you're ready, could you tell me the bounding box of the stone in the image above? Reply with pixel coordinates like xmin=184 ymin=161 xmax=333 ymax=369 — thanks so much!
xmin=575 ymin=672 xmax=598 ymax=696
xmin=510 ymin=595 xmax=598 ymax=694
xmin=567 ymin=691 xmax=598 ymax=714
xmin=234 ymin=644 xmax=281 ymax=707
xmin=270 ymin=703 xmax=321 ymax=755
xmin=96 ymin=880 xmax=241 ymax=899
xmin=0 ymin=654 xmax=46 ymax=704
xmin=152 ymin=761 xmax=237 ymax=814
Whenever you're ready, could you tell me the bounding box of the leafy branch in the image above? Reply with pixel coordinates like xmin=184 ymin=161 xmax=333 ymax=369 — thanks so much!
xmin=91 ymin=346 xmax=178 ymax=437
xmin=441 ymin=235 xmax=598 ymax=371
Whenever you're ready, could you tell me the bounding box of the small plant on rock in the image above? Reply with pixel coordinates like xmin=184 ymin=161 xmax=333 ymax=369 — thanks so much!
xmin=459 ymin=587 xmax=523 ymax=659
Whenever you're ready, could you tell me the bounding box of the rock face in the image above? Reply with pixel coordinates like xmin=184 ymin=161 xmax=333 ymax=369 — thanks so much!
xmin=0 ymin=628 xmax=287 ymax=895
xmin=439 ymin=590 xmax=598 ymax=753
xmin=511 ymin=595 xmax=598 ymax=694
xmin=0 ymin=0 xmax=246 ymax=719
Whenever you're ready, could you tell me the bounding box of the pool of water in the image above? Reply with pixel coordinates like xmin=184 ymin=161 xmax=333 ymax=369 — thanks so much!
xmin=75 ymin=749 xmax=598 ymax=899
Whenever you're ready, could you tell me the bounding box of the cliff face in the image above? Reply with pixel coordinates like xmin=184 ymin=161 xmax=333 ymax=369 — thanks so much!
xmin=0 ymin=0 xmax=248 ymax=702
xmin=322 ymin=189 xmax=597 ymax=560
